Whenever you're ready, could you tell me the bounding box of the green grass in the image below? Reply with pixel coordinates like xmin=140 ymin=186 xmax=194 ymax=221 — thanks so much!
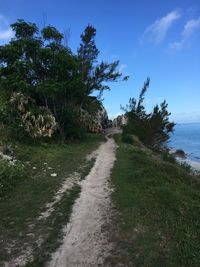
xmin=110 ymin=134 xmax=200 ymax=267
xmin=0 ymin=134 xmax=104 ymax=266
xmin=0 ymin=159 xmax=26 ymax=198
xmin=25 ymin=185 xmax=81 ymax=267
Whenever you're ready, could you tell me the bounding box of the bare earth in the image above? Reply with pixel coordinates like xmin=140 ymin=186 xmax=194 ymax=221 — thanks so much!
xmin=47 ymin=129 xmax=120 ymax=267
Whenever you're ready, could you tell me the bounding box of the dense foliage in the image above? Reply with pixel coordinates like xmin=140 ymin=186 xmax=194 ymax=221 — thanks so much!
xmin=0 ymin=20 xmax=126 ymax=140
xmin=123 ymin=78 xmax=175 ymax=148
xmin=0 ymin=158 xmax=25 ymax=199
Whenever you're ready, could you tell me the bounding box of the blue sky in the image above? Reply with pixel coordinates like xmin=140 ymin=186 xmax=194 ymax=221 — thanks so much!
xmin=0 ymin=0 xmax=200 ymax=123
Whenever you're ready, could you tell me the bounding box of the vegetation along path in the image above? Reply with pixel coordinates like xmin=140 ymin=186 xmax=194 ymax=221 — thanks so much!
xmin=47 ymin=129 xmax=120 ymax=267
xmin=0 ymin=135 xmax=105 ymax=267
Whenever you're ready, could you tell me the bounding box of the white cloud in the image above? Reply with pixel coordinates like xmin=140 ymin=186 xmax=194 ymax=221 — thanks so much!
xmin=169 ymin=17 xmax=200 ymax=50
xmin=141 ymin=10 xmax=181 ymax=44
xmin=0 ymin=15 xmax=14 ymax=44
xmin=183 ymin=17 xmax=200 ymax=37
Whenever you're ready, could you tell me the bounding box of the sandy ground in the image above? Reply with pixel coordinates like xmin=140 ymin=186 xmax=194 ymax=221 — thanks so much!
xmin=38 ymin=172 xmax=81 ymax=221
xmin=46 ymin=129 xmax=120 ymax=267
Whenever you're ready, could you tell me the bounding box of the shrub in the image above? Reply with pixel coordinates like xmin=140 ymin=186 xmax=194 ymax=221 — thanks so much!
xmin=10 ymin=92 xmax=57 ymax=139
xmin=122 ymin=134 xmax=134 ymax=145
xmin=161 ymin=151 xmax=176 ymax=164
xmin=180 ymin=162 xmax=192 ymax=173
xmin=0 ymin=159 xmax=26 ymax=199
xmin=60 ymin=108 xmax=87 ymax=140
xmin=122 ymin=78 xmax=175 ymax=149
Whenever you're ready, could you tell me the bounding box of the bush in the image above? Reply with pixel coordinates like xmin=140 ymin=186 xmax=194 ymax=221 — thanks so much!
xmin=122 ymin=78 xmax=175 ymax=149
xmin=180 ymin=162 xmax=192 ymax=173
xmin=121 ymin=134 xmax=134 ymax=145
xmin=58 ymin=108 xmax=87 ymax=141
xmin=0 ymin=159 xmax=26 ymax=199
xmin=161 ymin=151 xmax=176 ymax=164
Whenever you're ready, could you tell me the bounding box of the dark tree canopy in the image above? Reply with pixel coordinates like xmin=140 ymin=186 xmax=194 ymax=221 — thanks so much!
xmin=41 ymin=26 xmax=63 ymax=44
xmin=11 ymin=19 xmax=38 ymax=39
xmin=0 ymin=19 xmax=127 ymax=140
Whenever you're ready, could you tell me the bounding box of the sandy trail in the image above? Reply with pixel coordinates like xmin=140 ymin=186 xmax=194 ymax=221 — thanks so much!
xmin=47 ymin=130 xmax=119 ymax=267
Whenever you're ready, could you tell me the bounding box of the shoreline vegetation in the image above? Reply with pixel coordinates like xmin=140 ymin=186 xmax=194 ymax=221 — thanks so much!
xmin=110 ymin=133 xmax=200 ymax=266
xmin=177 ymin=157 xmax=200 ymax=172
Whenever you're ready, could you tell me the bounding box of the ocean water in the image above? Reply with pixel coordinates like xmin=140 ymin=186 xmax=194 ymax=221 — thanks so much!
xmin=169 ymin=123 xmax=200 ymax=163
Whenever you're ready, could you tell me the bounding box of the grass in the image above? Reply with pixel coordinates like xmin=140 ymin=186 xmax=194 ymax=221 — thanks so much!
xmin=0 ymin=159 xmax=26 ymax=198
xmin=26 ymin=185 xmax=81 ymax=267
xmin=0 ymin=134 xmax=104 ymax=266
xmin=110 ymin=134 xmax=200 ymax=267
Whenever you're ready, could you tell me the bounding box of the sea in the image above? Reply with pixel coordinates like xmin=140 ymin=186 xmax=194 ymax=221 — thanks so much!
xmin=169 ymin=122 xmax=200 ymax=163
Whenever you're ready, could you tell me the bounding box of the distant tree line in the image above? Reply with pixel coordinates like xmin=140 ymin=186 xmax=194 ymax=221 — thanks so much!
xmin=0 ymin=19 xmax=127 ymax=140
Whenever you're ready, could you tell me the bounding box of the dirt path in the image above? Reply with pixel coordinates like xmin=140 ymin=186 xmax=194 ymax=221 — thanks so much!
xmin=47 ymin=130 xmax=120 ymax=267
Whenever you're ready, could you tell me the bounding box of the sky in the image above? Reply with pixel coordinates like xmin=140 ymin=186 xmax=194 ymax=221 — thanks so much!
xmin=0 ymin=0 xmax=200 ymax=123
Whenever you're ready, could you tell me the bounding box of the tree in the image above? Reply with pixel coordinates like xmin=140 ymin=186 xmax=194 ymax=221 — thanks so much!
xmin=78 ymin=25 xmax=128 ymax=107
xmin=0 ymin=20 xmax=85 ymax=139
xmin=146 ymin=101 xmax=175 ymax=147
xmin=123 ymin=78 xmax=175 ymax=148
xmin=0 ymin=19 xmax=127 ymax=140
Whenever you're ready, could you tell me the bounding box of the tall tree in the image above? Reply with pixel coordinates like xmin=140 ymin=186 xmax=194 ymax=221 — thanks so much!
xmin=78 ymin=25 xmax=128 ymax=106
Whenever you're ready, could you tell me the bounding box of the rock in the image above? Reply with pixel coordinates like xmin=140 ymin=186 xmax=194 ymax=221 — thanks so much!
xmin=96 ymin=105 xmax=109 ymax=129
xmin=174 ymin=149 xmax=186 ymax=158
xmin=113 ymin=114 xmax=128 ymax=128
